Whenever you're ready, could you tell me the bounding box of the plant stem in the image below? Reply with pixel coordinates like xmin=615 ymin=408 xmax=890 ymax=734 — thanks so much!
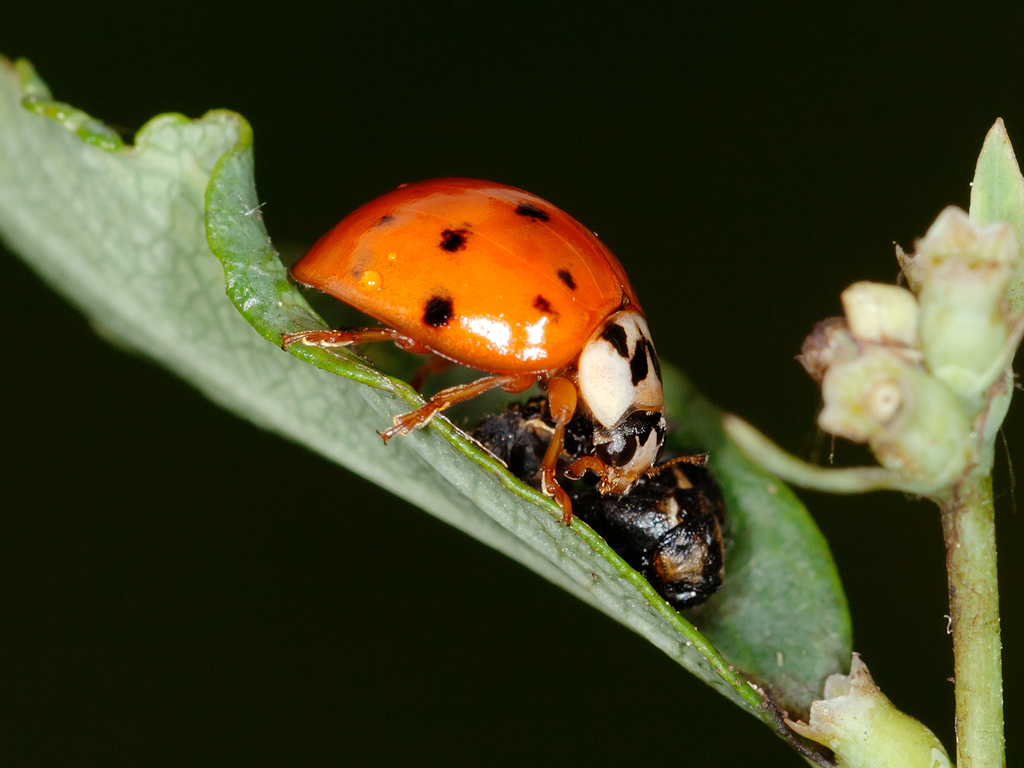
xmin=940 ymin=472 xmax=1005 ymax=768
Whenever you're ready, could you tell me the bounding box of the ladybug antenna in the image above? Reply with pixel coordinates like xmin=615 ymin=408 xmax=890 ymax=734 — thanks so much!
xmin=644 ymin=453 xmax=708 ymax=478
xmin=619 ymin=287 xmax=631 ymax=309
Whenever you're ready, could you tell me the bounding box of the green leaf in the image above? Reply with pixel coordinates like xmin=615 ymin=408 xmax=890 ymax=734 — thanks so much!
xmin=969 ymin=118 xmax=1024 ymax=318
xmin=0 ymin=55 xmax=850 ymax=759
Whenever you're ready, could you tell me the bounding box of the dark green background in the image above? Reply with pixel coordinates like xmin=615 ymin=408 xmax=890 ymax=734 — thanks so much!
xmin=3 ymin=4 xmax=1021 ymax=766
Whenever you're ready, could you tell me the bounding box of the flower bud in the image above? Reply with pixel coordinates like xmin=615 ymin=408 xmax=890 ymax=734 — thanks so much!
xmin=797 ymin=317 xmax=859 ymax=382
xmin=788 ymin=655 xmax=951 ymax=768
xmin=818 ymin=346 xmax=971 ymax=480
xmin=898 ymin=206 xmax=1017 ymax=408
xmin=841 ymin=281 xmax=920 ymax=349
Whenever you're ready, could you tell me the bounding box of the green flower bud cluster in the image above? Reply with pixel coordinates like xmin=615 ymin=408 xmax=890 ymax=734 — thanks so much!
xmin=796 ymin=207 xmax=1019 ymax=495
xmin=721 ymin=121 xmax=1021 ymax=768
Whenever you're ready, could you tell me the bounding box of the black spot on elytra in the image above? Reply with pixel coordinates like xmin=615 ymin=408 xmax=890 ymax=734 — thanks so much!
xmin=439 ymin=228 xmax=469 ymax=252
xmin=630 ymin=338 xmax=649 ymax=385
xmin=557 ymin=269 xmax=577 ymax=290
xmin=601 ymin=323 xmax=629 ymax=358
xmin=533 ymin=295 xmax=556 ymax=315
xmin=515 ymin=202 xmax=550 ymax=221
xmin=423 ymin=295 xmax=454 ymax=328
xmin=375 ymin=214 xmax=396 ymax=227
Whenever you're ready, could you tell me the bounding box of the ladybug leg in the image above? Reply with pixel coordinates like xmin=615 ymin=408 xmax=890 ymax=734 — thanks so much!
xmin=644 ymin=453 xmax=708 ymax=476
xmin=380 ymin=373 xmax=536 ymax=442
xmin=281 ymin=327 xmax=422 ymax=351
xmin=409 ymin=355 xmax=455 ymax=392
xmin=540 ymin=377 xmax=579 ymax=525
xmin=564 ymin=455 xmax=621 ymax=495
xmin=540 ymin=423 xmax=574 ymax=524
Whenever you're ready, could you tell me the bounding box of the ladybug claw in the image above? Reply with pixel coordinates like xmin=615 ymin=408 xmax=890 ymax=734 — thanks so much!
xmin=378 ymin=420 xmax=414 ymax=443
xmin=541 ymin=472 xmax=574 ymax=525
xmin=280 ymin=331 xmax=302 ymax=350
xmin=281 ymin=329 xmax=356 ymax=350
xmin=379 ymin=408 xmax=433 ymax=443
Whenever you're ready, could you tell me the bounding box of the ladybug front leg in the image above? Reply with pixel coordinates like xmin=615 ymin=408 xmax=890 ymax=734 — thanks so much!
xmin=380 ymin=372 xmax=536 ymax=442
xmin=539 ymin=423 xmax=573 ymax=524
xmin=566 ymin=452 xmax=709 ymax=494
xmin=540 ymin=377 xmax=578 ymax=525
xmin=564 ymin=455 xmax=612 ymax=489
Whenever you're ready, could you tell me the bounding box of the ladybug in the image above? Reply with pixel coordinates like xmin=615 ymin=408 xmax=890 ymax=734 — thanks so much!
xmin=283 ymin=178 xmax=666 ymax=523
